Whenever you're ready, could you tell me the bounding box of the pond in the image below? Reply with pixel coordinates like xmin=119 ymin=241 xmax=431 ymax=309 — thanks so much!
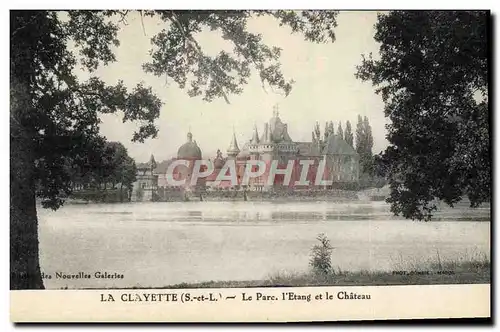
xmin=37 ymin=200 xmax=490 ymax=289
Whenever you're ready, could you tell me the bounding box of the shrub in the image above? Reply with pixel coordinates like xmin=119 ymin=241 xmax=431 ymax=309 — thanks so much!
xmin=310 ymin=233 xmax=334 ymax=277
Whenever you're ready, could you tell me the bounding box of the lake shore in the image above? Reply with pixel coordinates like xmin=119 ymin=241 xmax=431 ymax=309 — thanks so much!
xmin=75 ymin=259 xmax=490 ymax=290
xmin=132 ymin=260 xmax=491 ymax=289
xmin=63 ymin=185 xmax=391 ymax=204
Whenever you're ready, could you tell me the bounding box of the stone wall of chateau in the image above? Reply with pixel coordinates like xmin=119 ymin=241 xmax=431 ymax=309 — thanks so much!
xmin=131 ymin=171 xmax=157 ymax=202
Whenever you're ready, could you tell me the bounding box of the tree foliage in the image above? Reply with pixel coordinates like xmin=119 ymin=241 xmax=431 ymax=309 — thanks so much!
xmin=310 ymin=233 xmax=334 ymax=276
xmin=313 ymin=121 xmax=321 ymax=142
xmin=328 ymin=121 xmax=334 ymax=137
xmin=10 ymin=9 xmax=339 ymax=289
xmin=337 ymin=122 xmax=343 ymax=139
xmin=323 ymin=120 xmax=334 ymax=141
xmin=105 ymin=142 xmax=137 ymax=191
xmin=11 ymin=10 xmax=162 ymax=210
xmin=355 ymin=114 xmax=364 ymax=153
xmin=142 ymin=10 xmax=338 ymax=102
xmin=344 ymin=120 xmax=354 ymax=147
xmin=355 ymin=115 xmax=374 ymax=175
xmin=356 ymin=11 xmax=489 ymax=220
xmin=68 ymin=141 xmax=137 ymax=191
xmin=363 ymin=116 xmax=373 ymax=155
xmin=11 ymin=9 xmax=339 ymax=210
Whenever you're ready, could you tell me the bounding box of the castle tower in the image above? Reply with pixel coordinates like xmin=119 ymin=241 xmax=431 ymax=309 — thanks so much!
xmin=227 ymin=130 xmax=240 ymax=159
xmin=177 ymin=131 xmax=202 ymax=160
xmin=250 ymin=125 xmax=259 ymax=144
xmin=148 ymin=154 xmax=157 ymax=172
xmin=248 ymin=125 xmax=260 ymax=157
xmin=257 ymin=123 xmax=273 ymax=161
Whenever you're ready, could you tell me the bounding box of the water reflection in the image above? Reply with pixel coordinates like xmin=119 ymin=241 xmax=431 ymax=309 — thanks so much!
xmin=110 ymin=201 xmax=490 ymax=223
xmin=188 ymin=211 xmax=203 ymax=219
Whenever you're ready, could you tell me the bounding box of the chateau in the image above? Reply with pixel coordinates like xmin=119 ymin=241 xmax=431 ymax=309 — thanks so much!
xmin=131 ymin=107 xmax=360 ymax=201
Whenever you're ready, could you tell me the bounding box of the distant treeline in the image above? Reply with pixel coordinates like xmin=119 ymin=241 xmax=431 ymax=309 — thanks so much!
xmin=66 ymin=141 xmax=137 ymax=195
xmin=313 ymin=115 xmax=375 ymax=176
xmin=69 ymin=188 xmax=130 ymax=203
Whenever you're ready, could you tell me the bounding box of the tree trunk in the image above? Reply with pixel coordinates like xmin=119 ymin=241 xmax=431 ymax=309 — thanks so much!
xmin=10 ymin=159 xmax=44 ymax=290
xmin=10 ymin=78 xmax=44 ymax=290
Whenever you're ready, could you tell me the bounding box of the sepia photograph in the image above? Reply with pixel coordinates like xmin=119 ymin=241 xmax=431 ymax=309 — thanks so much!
xmin=9 ymin=8 xmax=491 ymax=322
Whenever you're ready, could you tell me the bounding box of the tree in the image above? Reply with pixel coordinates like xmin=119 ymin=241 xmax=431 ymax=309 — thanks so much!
xmin=323 ymin=121 xmax=334 ymax=141
xmin=354 ymin=114 xmax=373 ymax=175
xmin=355 ymin=114 xmax=364 ymax=155
xmin=67 ymin=140 xmax=115 ymax=191
xmin=309 ymin=233 xmax=333 ymax=277
xmin=337 ymin=122 xmax=343 ymax=139
xmin=96 ymin=142 xmax=120 ymax=190
xmin=66 ymin=141 xmax=137 ymax=201
xmin=363 ymin=116 xmax=373 ymax=156
xmin=11 ymin=10 xmax=338 ymax=289
xmin=372 ymin=152 xmax=389 ymax=178
xmin=356 ymin=11 xmax=489 ymax=220
xmin=120 ymin=156 xmax=137 ymax=200
xmin=328 ymin=121 xmax=334 ymax=137
xmin=344 ymin=120 xmax=354 ymax=147
xmin=323 ymin=121 xmax=329 ymax=141
xmin=360 ymin=116 xmax=374 ymax=175
xmin=314 ymin=121 xmax=322 ymax=142
xmin=11 ymin=11 xmax=162 ymax=289
xmin=96 ymin=141 xmax=137 ymax=191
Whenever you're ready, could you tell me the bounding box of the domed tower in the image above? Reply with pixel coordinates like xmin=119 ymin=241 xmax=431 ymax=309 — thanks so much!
xmin=227 ymin=130 xmax=240 ymax=159
xmin=177 ymin=131 xmax=202 ymax=160
xmin=213 ymin=149 xmax=225 ymax=169
xmin=175 ymin=131 xmax=203 ymax=192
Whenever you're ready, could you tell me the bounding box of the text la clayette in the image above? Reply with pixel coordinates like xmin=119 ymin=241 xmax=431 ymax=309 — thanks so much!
xmin=99 ymin=291 xmax=371 ymax=303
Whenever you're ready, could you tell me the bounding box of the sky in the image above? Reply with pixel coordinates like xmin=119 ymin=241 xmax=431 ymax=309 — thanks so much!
xmin=83 ymin=11 xmax=388 ymax=163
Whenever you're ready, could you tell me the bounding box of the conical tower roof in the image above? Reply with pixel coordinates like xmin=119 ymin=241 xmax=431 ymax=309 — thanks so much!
xmin=260 ymin=123 xmax=270 ymax=143
xmin=266 ymin=122 xmax=272 ymax=142
xmin=147 ymin=154 xmax=157 ymax=169
xmin=250 ymin=125 xmax=260 ymax=144
xmin=227 ymin=130 xmax=240 ymax=155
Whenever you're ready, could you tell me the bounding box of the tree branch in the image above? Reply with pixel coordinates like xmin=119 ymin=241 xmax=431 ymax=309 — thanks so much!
xmin=168 ymin=11 xmax=231 ymax=104
xmin=219 ymin=24 xmax=269 ymax=95
xmin=139 ymin=10 xmax=147 ymax=36
xmin=117 ymin=10 xmax=130 ymax=25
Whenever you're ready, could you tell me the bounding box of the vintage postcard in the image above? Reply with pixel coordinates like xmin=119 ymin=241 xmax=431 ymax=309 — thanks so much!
xmin=10 ymin=9 xmax=490 ymax=322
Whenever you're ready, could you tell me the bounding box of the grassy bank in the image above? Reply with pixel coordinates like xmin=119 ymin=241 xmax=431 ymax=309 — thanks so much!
xmin=150 ymin=258 xmax=490 ymax=289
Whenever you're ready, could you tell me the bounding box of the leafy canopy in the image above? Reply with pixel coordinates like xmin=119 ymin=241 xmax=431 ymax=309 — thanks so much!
xmin=356 ymin=11 xmax=489 ymax=220
xmin=66 ymin=141 xmax=137 ymax=190
xmin=11 ymin=10 xmax=338 ymax=210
